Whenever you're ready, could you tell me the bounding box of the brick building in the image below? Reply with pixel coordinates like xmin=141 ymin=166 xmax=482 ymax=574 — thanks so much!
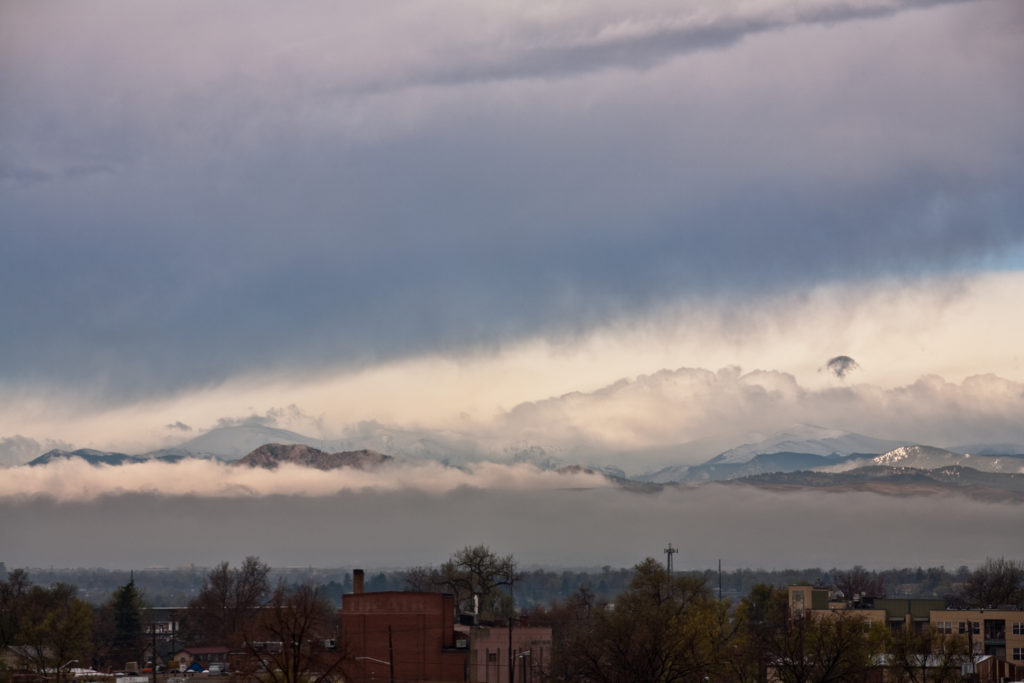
xmin=464 ymin=624 xmax=551 ymax=683
xmin=340 ymin=583 xmax=467 ymax=682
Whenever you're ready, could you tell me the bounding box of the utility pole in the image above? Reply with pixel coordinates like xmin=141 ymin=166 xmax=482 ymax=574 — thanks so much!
xmin=718 ymin=559 xmax=722 ymax=601
xmin=387 ymin=625 xmax=395 ymax=683
xmin=508 ymin=574 xmax=516 ymax=683
xmin=150 ymin=623 xmax=157 ymax=683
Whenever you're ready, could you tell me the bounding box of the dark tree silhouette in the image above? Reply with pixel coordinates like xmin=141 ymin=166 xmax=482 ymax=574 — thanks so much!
xmin=110 ymin=578 xmax=144 ymax=668
xmin=960 ymin=557 xmax=1024 ymax=608
xmin=832 ymin=566 xmax=884 ymax=600
xmin=240 ymin=582 xmax=346 ymax=683
xmin=550 ymin=558 xmax=728 ymax=682
xmin=185 ymin=556 xmax=270 ymax=647
xmin=15 ymin=582 xmax=93 ymax=681
xmin=410 ymin=545 xmax=518 ymax=621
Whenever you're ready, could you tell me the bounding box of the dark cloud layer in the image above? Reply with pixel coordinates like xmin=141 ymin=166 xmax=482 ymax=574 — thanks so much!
xmin=2 ymin=487 xmax=1020 ymax=569
xmin=0 ymin=0 xmax=1022 ymax=401
xmin=329 ymin=0 xmax=973 ymax=95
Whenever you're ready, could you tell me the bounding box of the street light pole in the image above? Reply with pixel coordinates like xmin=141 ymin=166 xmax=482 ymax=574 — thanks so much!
xmin=59 ymin=659 xmax=78 ymax=683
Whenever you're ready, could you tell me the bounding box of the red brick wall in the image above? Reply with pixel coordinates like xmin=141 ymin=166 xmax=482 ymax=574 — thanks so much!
xmin=341 ymin=592 xmax=466 ymax=682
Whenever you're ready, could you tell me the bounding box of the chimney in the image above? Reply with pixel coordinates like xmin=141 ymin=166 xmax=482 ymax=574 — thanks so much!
xmin=353 ymin=569 xmax=364 ymax=594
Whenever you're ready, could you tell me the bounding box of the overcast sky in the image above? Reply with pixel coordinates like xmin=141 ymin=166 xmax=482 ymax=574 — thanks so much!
xmin=3 ymin=0 xmax=1023 ymax=457
xmin=2 ymin=0 xmax=1023 ymax=567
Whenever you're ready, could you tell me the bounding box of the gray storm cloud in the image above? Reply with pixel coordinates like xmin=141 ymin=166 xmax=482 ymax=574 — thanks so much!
xmin=312 ymin=0 xmax=977 ymax=94
xmin=0 ymin=0 xmax=1021 ymax=401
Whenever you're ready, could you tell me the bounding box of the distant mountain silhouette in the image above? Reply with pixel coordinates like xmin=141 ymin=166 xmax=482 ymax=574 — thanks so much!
xmin=27 ymin=449 xmax=184 ymax=466
xmin=726 ymin=465 xmax=1024 ymax=502
xmin=232 ymin=443 xmax=393 ymax=470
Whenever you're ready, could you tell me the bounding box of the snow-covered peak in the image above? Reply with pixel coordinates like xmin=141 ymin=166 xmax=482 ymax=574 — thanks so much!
xmin=872 ymin=445 xmax=969 ymax=469
xmin=864 ymin=445 xmax=1024 ymax=473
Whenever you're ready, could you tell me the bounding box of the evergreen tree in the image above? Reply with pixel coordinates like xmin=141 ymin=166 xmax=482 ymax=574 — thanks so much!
xmin=109 ymin=578 xmax=144 ymax=668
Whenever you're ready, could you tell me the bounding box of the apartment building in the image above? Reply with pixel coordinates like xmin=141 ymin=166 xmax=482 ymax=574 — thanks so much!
xmin=930 ymin=608 xmax=1024 ymax=663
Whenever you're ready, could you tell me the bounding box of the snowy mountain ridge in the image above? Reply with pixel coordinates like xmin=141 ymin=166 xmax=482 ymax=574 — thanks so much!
xmin=705 ymin=425 xmax=908 ymax=465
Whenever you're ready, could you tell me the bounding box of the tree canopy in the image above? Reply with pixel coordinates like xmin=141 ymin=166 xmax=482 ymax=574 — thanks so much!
xmin=185 ymin=556 xmax=270 ymax=647
xmin=406 ymin=544 xmax=518 ymax=621
xmin=960 ymin=556 xmax=1024 ymax=609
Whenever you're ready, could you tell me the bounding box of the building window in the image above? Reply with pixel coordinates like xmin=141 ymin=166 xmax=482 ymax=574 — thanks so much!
xmin=935 ymin=621 xmax=952 ymax=634
xmin=1013 ymin=647 xmax=1024 ymax=662
xmin=958 ymin=621 xmax=980 ymax=634
xmin=1013 ymin=622 xmax=1023 ymax=635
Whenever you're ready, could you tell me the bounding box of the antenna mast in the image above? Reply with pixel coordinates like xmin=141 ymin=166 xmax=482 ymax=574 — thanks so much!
xmin=664 ymin=543 xmax=678 ymax=576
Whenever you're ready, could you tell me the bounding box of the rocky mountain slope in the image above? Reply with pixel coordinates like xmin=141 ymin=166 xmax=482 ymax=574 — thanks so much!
xmin=232 ymin=443 xmax=393 ymax=470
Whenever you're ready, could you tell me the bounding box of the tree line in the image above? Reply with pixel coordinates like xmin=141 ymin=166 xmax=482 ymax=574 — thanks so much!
xmin=2 ymin=553 xmax=1021 ymax=682
xmin=1 ymin=558 xmax=344 ymax=683
xmin=7 ymin=561 xmax=1003 ymax=611
xmin=536 ymin=561 xmax=973 ymax=682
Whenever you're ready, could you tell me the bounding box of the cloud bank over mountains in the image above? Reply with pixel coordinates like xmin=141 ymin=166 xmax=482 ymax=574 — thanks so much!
xmin=492 ymin=368 xmax=1024 ymax=462
xmin=3 ymin=270 xmax=1023 ymax=461
xmin=3 ymin=366 xmax=1022 ymax=475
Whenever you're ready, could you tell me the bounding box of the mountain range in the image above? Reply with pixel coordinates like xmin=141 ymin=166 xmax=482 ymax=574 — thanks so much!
xmin=27 ymin=448 xmax=188 ymax=467
xmin=726 ymin=464 xmax=1024 ymax=502
xmin=21 ymin=423 xmax=1024 ymax=502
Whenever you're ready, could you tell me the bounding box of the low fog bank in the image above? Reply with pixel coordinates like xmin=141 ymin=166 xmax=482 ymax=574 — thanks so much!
xmin=0 ymin=459 xmax=610 ymax=502
xmin=2 ymin=486 xmax=1019 ymax=570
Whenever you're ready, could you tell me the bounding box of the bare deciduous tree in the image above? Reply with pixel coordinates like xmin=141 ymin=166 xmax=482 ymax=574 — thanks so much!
xmin=414 ymin=545 xmax=518 ymax=621
xmin=241 ymin=583 xmax=346 ymax=683
xmin=961 ymin=556 xmax=1024 ymax=609
xmin=185 ymin=556 xmax=270 ymax=647
xmin=886 ymin=625 xmax=969 ymax=683
xmin=832 ymin=566 xmax=885 ymax=600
